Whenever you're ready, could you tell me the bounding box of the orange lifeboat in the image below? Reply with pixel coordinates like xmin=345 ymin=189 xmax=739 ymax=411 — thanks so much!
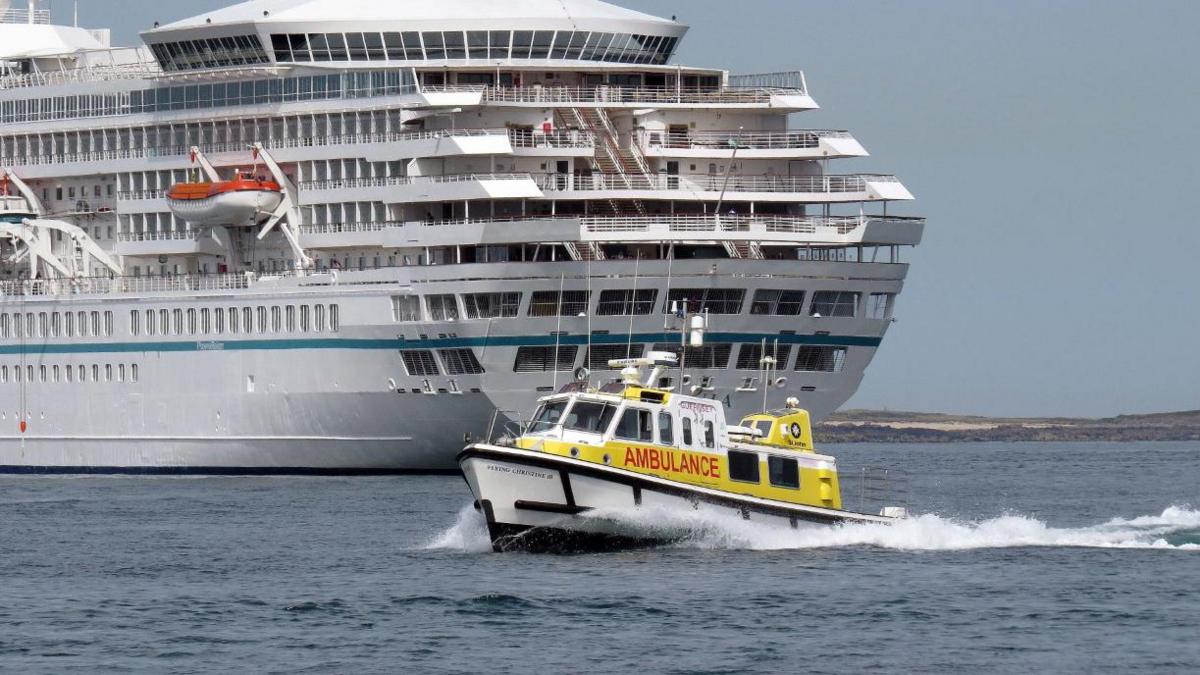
xmin=166 ymin=171 xmax=284 ymax=227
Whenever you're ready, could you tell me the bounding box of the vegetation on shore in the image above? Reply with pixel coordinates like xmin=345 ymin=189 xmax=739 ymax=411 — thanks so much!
xmin=815 ymin=410 xmax=1200 ymax=443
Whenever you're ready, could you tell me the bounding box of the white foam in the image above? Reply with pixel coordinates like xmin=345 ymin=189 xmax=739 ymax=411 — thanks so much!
xmin=425 ymin=504 xmax=1200 ymax=553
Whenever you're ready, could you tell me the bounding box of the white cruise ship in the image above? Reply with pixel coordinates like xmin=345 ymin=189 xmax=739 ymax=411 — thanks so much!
xmin=0 ymin=0 xmax=923 ymax=473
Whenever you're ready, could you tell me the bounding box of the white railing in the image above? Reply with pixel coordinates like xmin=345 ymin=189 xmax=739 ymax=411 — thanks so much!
xmin=535 ymin=173 xmax=893 ymax=194
xmin=642 ymin=129 xmax=853 ymax=151
xmin=299 ymin=173 xmax=534 ymax=191
xmin=300 ymin=222 xmax=397 ymax=235
xmin=508 ymin=129 xmax=595 ymax=149
xmin=579 ymin=214 xmax=923 ymax=237
xmin=118 ymin=230 xmax=202 ymax=242
xmin=0 ymin=272 xmax=255 ymax=298
xmin=117 ymin=189 xmax=168 ymax=201
xmin=0 ymin=61 xmax=162 ymax=90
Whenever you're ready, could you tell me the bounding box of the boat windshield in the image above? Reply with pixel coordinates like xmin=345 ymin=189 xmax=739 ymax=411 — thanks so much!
xmin=563 ymin=402 xmax=618 ymax=434
xmin=528 ymin=400 xmax=569 ymax=434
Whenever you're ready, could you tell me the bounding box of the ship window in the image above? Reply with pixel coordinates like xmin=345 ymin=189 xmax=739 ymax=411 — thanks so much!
xmin=0 ymin=314 xmax=7 ymax=338
xmin=529 ymin=400 xmax=568 ymax=433
xmin=794 ymin=346 xmax=847 ymax=373
xmin=298 ymin=306 xmax=309 ymax=332
xmin=391 ymin=296 xmax=421 ymax=322
xmin=39 ymin=365 xmax=46 ymax=382
xmin=736 ymin=344 xmax=792 ymax=371
xmin=868 ymin=293 xmax=895 ymax=320
xmin=422 ymin=32 xmax=445 ymax=60
xmin=728 ymin=451 xmax=760 ymax=483
xmin=78 ymin=364 xmax=85 ymax=382
xmin=200 ymin=308 xmax=210 ymax=334
xmin=427 ymin=295 xmax=459 ymax=321
xmin=769 ymin=456 xmax=801 ymax=489
xmin=400 ymin=350 xmax=440 ymax=376
xmin=326 ymin=33 xmax=348 ymax=61
xmin=681 ymin=418 xmax=693 ymax=446
xmin=38 ymin=313 xmax=48 ymax=337
xmin=462 ymin=292 xmax=521 ymax=319
xmin=586 ymin=344 xmax=644 ymax=370
xmin=144 ymin=310 xmax=154 ymax=336
xmin=551 ymin=31 xmax=572 ymax=59
xmin=314 ymin=305 xmax=326 ymax=332
xmin=104 ymin=364 xmax=112 ymax=382
xmin=271 ymin=34 xmax=292 ymax=62
xmin=597 ymin=289 xmax=657 ymax=316
xmin=159 ymin=310 xmax=168 ymax=335
xmin=131 ymin=364 xmax=139 ymax=383
xmin=489 ymin=31 xmax=511 ymax=59
xmin=438 ymin=348 xmax=485 ymax=375
xmin=288 ymin=34 xmax=311 ymax=62
xmin=528 ymin=290 xmax=590 ymax=317
xmin=364 ymin=32 xmax=385 ymax=60
xmin=614 ymin=407 xmax=653 ymax=442
xmin=443 ymin=31 xmax=466 ymax=59
xmin=514 ymin=346 xmax=578 ymax=373
xmin=256 ymin=307 xmax=267 ymax=334
xmin=129 ymin=310 xmax=140 ymax=336
xmin=172 ymin=309 xmax=183 ymax=335
xmin=665 ymin=288 xmax=745 ymax=315
xmin=511 ymin=31 xmax=534 ymax=58
xmin=51 ymin=313 xmax=61 ymax=337
xmin=564 ymin=402 xmax=617 ymax=434
xmin=658 ymin=412 xmax=674 ymax=446
xmin=401 ymin=32 xmax=423 ymax=60
xmin=750 ymin=289 xmax=806 ymax=316
xmin=271 ymin=306 xmax=282 ymax=333
xmin=810 ymin=291 xmax=859 ymax=318
xmin=383 ymin=32 xmax=404 ymax=60
xmin=652 ymin=343 xmax=732 ymax=370
xmin=530 ymin=31 xmax=555 ymax=59
xmin=286 ymin=306 xmax=296 ymax=332
xmin=64 ymin=365 xmax=71 ymax=383
xmin=242 ymin=307 xmax=253 ymax=333
xmin=187 ymin=308 xmax=197 ymax=335
xmin=346 ymin=32 xmax=368 ymax=61
xmin=704 ymin=421 xmax=716 ymax=448
xmin=118 ymin=364 xmax=126 ymax=383
xmin=214 ymin=308 xmax=225 ymax=334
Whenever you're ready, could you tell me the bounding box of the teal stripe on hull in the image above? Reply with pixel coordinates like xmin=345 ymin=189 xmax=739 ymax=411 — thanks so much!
xmin=0 ymin=332 xmax=883 ymax=356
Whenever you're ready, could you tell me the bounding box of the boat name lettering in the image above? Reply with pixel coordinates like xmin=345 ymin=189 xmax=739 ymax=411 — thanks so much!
xmin=486 ymin=463 xmax=555 ymax=481
xmin=197 ymin=341 xmax=226 ymax=351
xmin=679 ymin=400 xmax=716 ymax=415
xmin=623 ymin=447 xmax=720 ymax=479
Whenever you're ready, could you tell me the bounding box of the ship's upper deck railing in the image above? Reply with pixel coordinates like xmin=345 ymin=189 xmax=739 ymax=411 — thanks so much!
xmin=299 ymin=172 xmax=534 ymax=192
xmin=535 ymin=173 xmax=896 ymax=194
xmin=118 ymin=230 xmax=203 ymax=242
xmin=0 ymin=7 xmax=50 ymax=24
xmin=0 ymin=48 xmax=162 ymax=90
xmin=0 ymin=271 xmax=255 ymax=298
xmin=728 ymin=71 xmax=808 ymax=92
xmin=641 ymin=129 xmax=853 ymax=151
xmin=424 ymin=83 xmax=806 ymax=105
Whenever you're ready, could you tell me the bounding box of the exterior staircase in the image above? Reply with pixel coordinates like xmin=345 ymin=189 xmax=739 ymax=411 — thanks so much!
xmin=561 ymin=107 xmax=650 ymax=216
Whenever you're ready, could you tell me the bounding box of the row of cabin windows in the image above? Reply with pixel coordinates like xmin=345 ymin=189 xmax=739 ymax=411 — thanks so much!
xmin=0 ymin=311 xmax=113 ymax=339
xmin=557 ymin=400 xmax=717 ymax=451
xmin=128 ymin=305 xmax=339 ymax=336
xmin=392 ymin=289 xmax=894 ymax=322
xmin=0 ymin=363 xmax=138 ymax=384
xmin=727 ymin=451 xmax=801 ymax=490
xmin=513 ymin=344 xmax=847 ymax=374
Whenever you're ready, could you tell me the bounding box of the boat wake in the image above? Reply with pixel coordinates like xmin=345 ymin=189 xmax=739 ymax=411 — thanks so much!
xmin=426 ymin=504 xmax=1200 ymax=553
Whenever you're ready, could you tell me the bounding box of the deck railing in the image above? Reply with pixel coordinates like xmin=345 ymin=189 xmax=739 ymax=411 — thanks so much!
xmin=536 ymin=173 xmax=892 ymax=194
xmin=0 ymin=272 xmax=255 ymax=298
xmin=641 ymin=129 xmax=852 ymax=151
xmin=425 ymin=84 xmax=802 ymax=106
xmin=299 ymin=172 xmax=534 ymax=191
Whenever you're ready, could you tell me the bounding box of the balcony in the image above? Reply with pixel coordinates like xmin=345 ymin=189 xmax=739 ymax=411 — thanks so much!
xmin=535 ymin=173 xmax=913 ymax=203
xmin=639 ymin=129 xmax=868 ymax=160
xmin=421 ymin=84 xmax=818 ymax=111
xmin=578 ymin=214 xmax=925 ymax=247
xmin=114 ymin=230 xmax=226 ymax=257
xmin=298 ymin=173 xmax=543 ymax=204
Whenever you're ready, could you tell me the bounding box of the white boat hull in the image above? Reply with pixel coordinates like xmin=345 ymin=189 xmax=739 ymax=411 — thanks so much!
xmin=458 ymin=444 xmax=894 ymax=553
xmin=167 ymin=190 xmax=283 ymax=227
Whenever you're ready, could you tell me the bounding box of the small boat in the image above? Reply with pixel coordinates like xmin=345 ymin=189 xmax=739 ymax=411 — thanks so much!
xmin=459 ymin=352 xmax=908 ymax=553
xmin=166 ymin=171 xmax=283 ymax=227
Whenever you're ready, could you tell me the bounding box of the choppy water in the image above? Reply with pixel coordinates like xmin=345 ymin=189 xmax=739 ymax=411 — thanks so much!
xmin=2 ymin=442 xmax=1198 ymax=673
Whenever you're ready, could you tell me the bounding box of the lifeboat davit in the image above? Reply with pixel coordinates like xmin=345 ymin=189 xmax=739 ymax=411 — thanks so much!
xmin=166 ymin=172 xmax=283 ymax=227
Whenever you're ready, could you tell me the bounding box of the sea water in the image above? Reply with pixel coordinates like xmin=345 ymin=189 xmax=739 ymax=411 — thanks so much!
xmin=1 ymin=442 xmax=1198 ymax=673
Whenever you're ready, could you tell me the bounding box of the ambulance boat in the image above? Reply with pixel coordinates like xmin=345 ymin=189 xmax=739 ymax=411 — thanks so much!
xmin=458 ymin=352 xmax=908 ymax=553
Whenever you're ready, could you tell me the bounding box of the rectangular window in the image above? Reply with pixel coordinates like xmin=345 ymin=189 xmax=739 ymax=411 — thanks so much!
xmin=214 ymin=308 xmax=225 ymax=334
xmin=400 ymin=350 xmax=440 ymax=376
xmin=285 ymin=305 xmax=296 ymax=332
xmin=867 ymin=293 xmax=894 ymax=320
xmin=528 ymin=290 xmax=590 ymax=317
xmin=129 ymin=310 xmax=140 ymax=336
xmin=768 ymin=456 xmax=800 ymax=489
xmin=652 ymin=343 xmax=732 ymax=370
xmin=422 ymin=32 xmax=445 ymax=59
xmin=513 ymin=346 xmax=578 ymax=372
xmin=658 ymin=412 xmax=674 ymax=445
xmin=462 ymin=292 xmax=521 ymax=319
xmin=314 ymin=304 xmax=326 ymax=332
xmin=736 ymin=343 xmax=792 ymax=371
xmin=794 ymin=346 xmax=847 ymax=372
xmin=427 ymin=295 xmax=459 ymax=321
xmin=614 ymin=407 xmax=653 ymax=442
xmin=438 ymin=348 xmax=485 ymax=375
xmin=271 ymin=306 xmax=282 ymax=333
xmin=391 ymin=295 xmax=421 ymax=322
xmin=586 ymin=344 xmax=644 ymax=370
xmin=563 ymin=402 xmax=618 ymax=434
xmin=750 ymin=289 xmax=806 ymax=316
xmin=681 ymin=417 xmax=693 ymax=446
xmin=665 ymin=288 xmax=745 ymax=315
xmin=810 ymin=291 xmax=859 ymax=318
xmin=596 ymin=289 xmax=657 ymax=316
xmin=187 ymin=308 xmax=197 ymax=334
xmin=704 ymin=420 xmax=715 ymax=448
xmin=256 ymin=306 xmax=267 ymax=333
xmin=728 ymin=451 xmax=760 ymax=483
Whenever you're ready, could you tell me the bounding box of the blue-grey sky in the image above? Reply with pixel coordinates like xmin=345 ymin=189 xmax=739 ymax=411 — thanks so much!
xmin=59 ymin=0 xmax=1200 ymax=417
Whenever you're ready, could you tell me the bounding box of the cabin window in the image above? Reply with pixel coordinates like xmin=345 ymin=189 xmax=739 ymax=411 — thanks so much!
xmin=794 ymin=346 xmax=847 ymax=373
xmin=768 ymin=456 xmax=800 ymax=489
xmin=614 ymin=407 xmax=653 ymax=442
xmin=438 ymin=348 xmax=485 ymax=375
xmin=809 ymin=291 xmax=859 ymax=318
xmin=529 ymin=400 xmax=568 ymax=433
xmin=704 ymin=421 xmax=715 ymax=448
xmin=596 ymin=289 xmax=657 ymax=316
xmin=658 ymin=412 xmax=674 ymax=446
xmin=681 ymin=418 xmax=693 ymax=446
xmin=514 ymin=346 xmax=578 ymax=373
xmin=728 ymin=451 xmax=761 ymax=484
xmin=753 ymin=420 xmax=773 ymax=438
xmin=400 ymin=350 xmax=440 ymax=376
xmin=463 ymin=292 xmax=521 ymax=319
xmin=586 ymin=344 xmax=644 ymax=370
xmin=564 ymin=402 xmax=617 ymax=434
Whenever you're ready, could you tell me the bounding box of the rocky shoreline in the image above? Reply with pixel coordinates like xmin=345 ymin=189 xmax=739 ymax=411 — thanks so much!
xmin=815 ymin=410 xmax=1200 ymax=443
